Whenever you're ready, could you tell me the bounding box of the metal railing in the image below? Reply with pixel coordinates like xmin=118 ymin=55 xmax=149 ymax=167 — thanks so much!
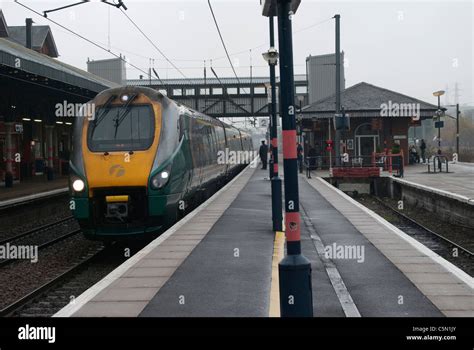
xmin=302 ymin=152 xmax=405 ymax=178
xmin=428 ymin=155 xmax=449 ymax=173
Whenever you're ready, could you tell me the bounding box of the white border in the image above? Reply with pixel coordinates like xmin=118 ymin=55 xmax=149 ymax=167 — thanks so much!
xmin=316 ymin=177 xmax=474 ymax=289
xmin=391 ymin=176 xmax=474 ymax=205
xmin=54 ymin=162 xmax=257 ymax=317
xmin=0 ymin=188 xmax=69 ymax=208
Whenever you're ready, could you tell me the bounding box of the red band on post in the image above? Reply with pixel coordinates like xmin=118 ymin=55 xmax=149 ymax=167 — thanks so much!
xmin=272 ymin=138 xmax=278 ymax=148
xmin=285 ymin=212 xmax=300 ymax=242
xmin=273 ymin=163 xmax=278 ymax=173
xmin=282 ymin=130 xmax=297 ymax=159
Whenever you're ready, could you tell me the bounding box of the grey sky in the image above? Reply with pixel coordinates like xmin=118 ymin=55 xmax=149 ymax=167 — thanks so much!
xmin=1 ymin=0 xmax=473 ymax=105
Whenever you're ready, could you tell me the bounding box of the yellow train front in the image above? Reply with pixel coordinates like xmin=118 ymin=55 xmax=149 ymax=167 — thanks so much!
xmin=69 ymin=86 xmax=253 ymax=240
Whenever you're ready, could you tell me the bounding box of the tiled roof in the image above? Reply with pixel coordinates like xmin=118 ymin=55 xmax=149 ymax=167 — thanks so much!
xmin=7 ymin=25 xmax=59 ymax=57
xmin=302 ymin=82 xmax=439 ymax=114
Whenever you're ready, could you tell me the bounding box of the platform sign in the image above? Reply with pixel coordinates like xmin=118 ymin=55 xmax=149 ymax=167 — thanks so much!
xmin=15 ymin=124 xmax=23 ymax=133
xmin=435 ymin=121 xmax=444 ymax=128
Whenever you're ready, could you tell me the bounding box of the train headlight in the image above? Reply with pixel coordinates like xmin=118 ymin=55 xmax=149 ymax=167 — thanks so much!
xmin=151 ymin=166 xmax=171 ymax=190
xmin=72 ymin=179 xmax=85 ymax=192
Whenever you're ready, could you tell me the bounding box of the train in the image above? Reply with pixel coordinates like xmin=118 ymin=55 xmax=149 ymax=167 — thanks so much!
xmin=69 ymin=86 xmax=255 ymax=240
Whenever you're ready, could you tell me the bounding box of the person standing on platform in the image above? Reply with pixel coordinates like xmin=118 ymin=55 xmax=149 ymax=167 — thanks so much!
xmin=297 ymin=142 xmax=303 ymax=173
xmin=420 ymin=139 xmax=426 ymax=163
xmin=259 ymin=140 xmax=268 ymax=170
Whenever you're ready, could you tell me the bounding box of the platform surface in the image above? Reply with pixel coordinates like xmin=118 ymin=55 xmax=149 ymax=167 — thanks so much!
xmin=0 ymin=176 xmax=68 ymax=203
xmin=395 ymin=162 xmax=474 ymax=203
xmin=55 ymin=163 xmax=473 ymax=318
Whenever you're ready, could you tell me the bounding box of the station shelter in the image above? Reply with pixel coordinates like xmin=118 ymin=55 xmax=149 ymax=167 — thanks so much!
xmin=299 ymin=82 xmax=439 ymax=168
xmin=0 ymin=10 xmax=116 ymax=186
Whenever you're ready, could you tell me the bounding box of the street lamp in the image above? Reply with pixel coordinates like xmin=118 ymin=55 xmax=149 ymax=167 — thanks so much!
xmin=262 ymin=47 xmax=279 ymax=65
xmin=263 ymin=22 xmax=283 ymax=234
xmin=433 ymin=90 xmax=445 ymax=153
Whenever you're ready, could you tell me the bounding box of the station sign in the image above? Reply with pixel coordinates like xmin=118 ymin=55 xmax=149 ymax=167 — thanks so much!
xmin=434 ymin=121 xmax=444 ymax=128
xmin=15 ymin=124 xmax=23 ymax=133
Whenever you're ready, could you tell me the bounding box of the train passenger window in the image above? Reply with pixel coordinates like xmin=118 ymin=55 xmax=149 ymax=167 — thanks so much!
xmin=87 ymin=105 xmax=154 ymax=152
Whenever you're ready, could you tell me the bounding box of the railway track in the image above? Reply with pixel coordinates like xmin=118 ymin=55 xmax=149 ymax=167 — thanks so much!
xmin=0 ymin=245 xmax=106 ymax=317
xmin=0 ymin=216 xmax=74 ymax=246
xmin=371 ymin=197 xmax=473 ymax=275
xmin=374 ymin=197 xmax=473 ymax=257
xmin=0 ymin=216 xmax=81 ymax=267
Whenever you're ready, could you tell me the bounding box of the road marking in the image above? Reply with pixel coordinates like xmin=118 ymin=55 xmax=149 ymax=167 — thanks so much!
xmin=269 ymin=231 xmax=285 ymax=317
xmin=300 ymin=204 xmax=361 ymax=317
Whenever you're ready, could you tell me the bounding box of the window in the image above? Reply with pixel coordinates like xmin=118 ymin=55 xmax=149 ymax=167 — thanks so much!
xmin=200 ymin=88 xmax=210 ymax=95
xmin=227 ymin=87 xmax=238 ymax=95
xmin=185 ymin=88 xmax=195 ymax=96
xmin=212 ymin=87 xmax=223 ymax=95
xmin=173 ymin=88 xmax=182 ymax=96
xmin=87 ymin=105 xmax=154 ymax=152
xmin=239 ymin=87 xmax=250 ymax=94
xmin=296 ymin=85 xmax=308 ymax=94
xmin=254 ymin=86 xmax=266 ymax=94
xmin=159 ymin=89 xmax=167 ymax=96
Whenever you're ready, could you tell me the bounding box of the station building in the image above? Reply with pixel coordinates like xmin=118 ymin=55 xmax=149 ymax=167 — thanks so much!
xmin=0 ymin=10 xmax=116 ymax=186
xmin=300 ymin=53 xmax=439 ymax=166
xmin=301 ymin=81 xmax=439 ymax=166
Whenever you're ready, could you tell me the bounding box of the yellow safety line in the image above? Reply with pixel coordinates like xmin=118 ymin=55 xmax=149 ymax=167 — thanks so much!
xmin=269 ymin=230 xmax=285 ymax=317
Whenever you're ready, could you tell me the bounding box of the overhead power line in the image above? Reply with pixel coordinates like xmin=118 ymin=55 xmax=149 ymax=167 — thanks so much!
xmin=207 ymin=0 xmax=242 ymax=88
xmin=14 ymin=0 xmax=151 ymax=79
xmin=117 ymin=6 xmax=193 ymax=84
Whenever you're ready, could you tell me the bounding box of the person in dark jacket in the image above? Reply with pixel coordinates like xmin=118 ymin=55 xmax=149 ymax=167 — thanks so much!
xmin=297 ymin=142 xmax=303 ymax=173
xmin=420 ymin=139 xmax=426 ymax=163
xmin=259 ymin=140 xmax=269 ymax=170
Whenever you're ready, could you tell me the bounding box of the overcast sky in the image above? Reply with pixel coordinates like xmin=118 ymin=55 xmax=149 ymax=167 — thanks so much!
xmin=1 ymin=0 xmax=473 ymax=105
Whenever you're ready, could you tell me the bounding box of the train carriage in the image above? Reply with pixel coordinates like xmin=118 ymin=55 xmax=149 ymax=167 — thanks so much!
xmin=69 ymin=86 xmax=253 ymax=240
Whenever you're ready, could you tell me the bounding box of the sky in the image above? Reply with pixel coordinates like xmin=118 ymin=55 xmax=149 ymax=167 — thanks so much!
xmin=1 ymin=0 xmax=473 ymax=105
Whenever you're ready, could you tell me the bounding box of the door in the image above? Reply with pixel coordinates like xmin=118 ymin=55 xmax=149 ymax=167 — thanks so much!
xmin=357 ymin=136 xmax=378 ymax=164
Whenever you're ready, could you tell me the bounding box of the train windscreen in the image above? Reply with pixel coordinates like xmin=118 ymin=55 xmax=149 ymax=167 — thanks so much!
xmin=87 ymin=105 xmax=155 ymax=152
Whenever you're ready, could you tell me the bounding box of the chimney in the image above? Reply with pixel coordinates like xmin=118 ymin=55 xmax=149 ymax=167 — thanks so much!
xmin=25 ymin=18 xmax=33 ymax=49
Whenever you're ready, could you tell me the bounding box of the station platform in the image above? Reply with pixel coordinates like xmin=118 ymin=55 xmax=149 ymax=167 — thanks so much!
xmin=55 ymin=163 xmax=473 ymax=318
xmin=0 ymin=176 xmax=68 ymax=205
xmin=394 ymin=162 xmax=474 ymax=205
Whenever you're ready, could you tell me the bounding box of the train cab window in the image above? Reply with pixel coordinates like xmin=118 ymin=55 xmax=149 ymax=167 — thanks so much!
xmin=87 ymin=105 xmax=155 ymax=152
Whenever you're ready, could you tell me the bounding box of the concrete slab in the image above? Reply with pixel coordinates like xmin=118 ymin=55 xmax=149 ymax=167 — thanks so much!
xmin=73 ymin=301 xmax=148 ymax=317
xmin=139 ymin=168 xmax=275 ymax=317
xmin=300 ymin=177 xmax=443 ymax=317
